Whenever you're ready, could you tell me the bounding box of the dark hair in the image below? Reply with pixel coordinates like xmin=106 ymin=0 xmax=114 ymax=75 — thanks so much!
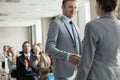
xmin=62 ymin=0 xmax=76 ymax=6
xmin=22 ymin=41 xmax=31 ymax=48
xmin=96 ymin=0 xmax=118 ymax=12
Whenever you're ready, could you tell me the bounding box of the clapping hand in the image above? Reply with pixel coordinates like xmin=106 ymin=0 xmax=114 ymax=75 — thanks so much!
xmin=33 ymin=60 xmax=39 ymax=66
xmin=24 ymin=59 xmax=29 ymax=68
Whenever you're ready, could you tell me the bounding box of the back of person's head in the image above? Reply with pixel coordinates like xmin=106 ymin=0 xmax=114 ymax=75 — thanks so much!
xmin=62 ymin=0 xmax=76 ymax=6
xmin=39 ymin=52 xmax=51 ymax=80
xmin=96 ymin=0 xmax=118 ymax=12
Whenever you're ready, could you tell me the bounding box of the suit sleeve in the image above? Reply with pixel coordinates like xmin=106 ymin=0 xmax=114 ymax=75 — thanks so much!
xmin=45 ymin=20 xmax=69 ymax=60
xmin=75 ymin=22 xmax=98 ymax=80
xmin=32 ymin=56 xmax=40 ymax=74
xmin=16 ymin=57 xmax=26 ymax=80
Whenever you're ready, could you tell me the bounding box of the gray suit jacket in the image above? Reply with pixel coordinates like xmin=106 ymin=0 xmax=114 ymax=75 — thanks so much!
xmin=76 ymin=13 xmax=120 ymax=80
xmin=45 ymin=16 xmax=81 ymax=78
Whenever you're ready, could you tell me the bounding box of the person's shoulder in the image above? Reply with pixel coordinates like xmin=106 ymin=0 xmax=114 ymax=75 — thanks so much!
xmin=31 ymin=54 xmax=37 ymax=58
xmin=89 ymin=18 xmax=100 ymax=23
xmin=85 ymin=19 xmax=102 ymax=32
xmin=116 ymin=19 xmax=120 ymax=25
xmin=51 ymin=16 xmax=64 ymax=24
xmin=17 ymin=53 xmax=24 ymax=59
xmin=86 ymin=18 xmax=101 ymax=27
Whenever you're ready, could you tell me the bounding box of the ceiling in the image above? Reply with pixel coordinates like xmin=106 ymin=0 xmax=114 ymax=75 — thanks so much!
xmin=0 ymin=0 xmax=120 ymax=27
xmin=0 ymin=0 xmax=62 ymax=21
xmin=0 ymin=0 xmax=88 ymax=26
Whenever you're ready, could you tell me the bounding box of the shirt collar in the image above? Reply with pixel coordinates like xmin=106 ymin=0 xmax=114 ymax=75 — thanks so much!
xmin=24 ymin=53 xmax=30 ymax=57
xmin=62 ymin=15 xmax=72 ymax=23
xmin=100 ymin=12 xmax=115 ymax=19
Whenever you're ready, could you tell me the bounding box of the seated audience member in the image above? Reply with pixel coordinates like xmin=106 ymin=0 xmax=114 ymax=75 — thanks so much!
xmin=1 ymin=45 xmax=9 ymax=69
xmin=3 ymin=45 xmax=9 ymax=57
xmin=31 ymin=43 xmax=37 ymax=54
xmin=37 ymin=43 xmax=43 ymax=54
xmin=17 ymin=41 xmax=40 ymax=80
xmin=33 ymin=45 xmax=41 ymax=62
xmin=8 ymin=46 xmax=18 ymax=78
xmin=39 ymin=52 xmax=51 ymax=80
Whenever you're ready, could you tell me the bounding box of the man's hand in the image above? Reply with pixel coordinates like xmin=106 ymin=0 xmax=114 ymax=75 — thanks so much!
xmin=69 ymin=54 xmax=81 ymax=65
xmin=24 ymin=60 xmax=29 ymax=68
xmin=33 ymin=60 xmax=39 ymax=66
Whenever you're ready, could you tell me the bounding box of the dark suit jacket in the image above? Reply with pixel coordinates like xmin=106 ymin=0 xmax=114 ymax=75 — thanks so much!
xmin=17 ymin=52 xmax=40 ymax=80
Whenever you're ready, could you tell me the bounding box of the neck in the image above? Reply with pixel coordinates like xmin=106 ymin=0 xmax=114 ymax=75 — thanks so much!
xmin=63 ymin=14 xmax=72 ymax=19
xmin=98 ymin=10 xmax=105 ymax=17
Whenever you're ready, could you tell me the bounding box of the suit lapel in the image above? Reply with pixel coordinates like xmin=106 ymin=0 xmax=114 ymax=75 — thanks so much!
xmin=62 ymin=16 xmax=81 ymax=54
xmin=61 ymin=17 xmax=74 ymax=40
xmin=74 ymin=24 xmax=81 ymax=42
xmin=30 ymin=54 xmax=34 ymax=65
xmin=19 ymin=54 xmax=26 ymax=65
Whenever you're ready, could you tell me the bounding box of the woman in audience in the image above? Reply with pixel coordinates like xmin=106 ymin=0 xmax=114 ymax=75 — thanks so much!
xmin=8 ymin=46 xmax=18 ymax=78
xmin=39 ymin=52 xmax=51 ymax=80
xmin=33 ymin=45 xmax=41 ymax=62
xmin=37 ymin=43 xmax=43 ymax=54
xmin=1 ymin=45 xmax=9 ymax=69
xmin=3 ymin=45 xmax=10 ymax=58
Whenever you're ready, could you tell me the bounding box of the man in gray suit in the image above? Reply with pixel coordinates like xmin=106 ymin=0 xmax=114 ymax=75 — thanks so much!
xmin=76 ymin=0 xmax=120 ymax=80
xmin=45 ymin=0 xmax=81 ymax=80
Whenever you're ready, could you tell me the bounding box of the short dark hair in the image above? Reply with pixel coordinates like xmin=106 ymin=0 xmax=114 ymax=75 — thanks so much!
xmin=22 ymin=41 xmax=31 ymax=48
xmin=62 ymin=0 xmax=76 ymax=6
xmin=96 ymin=0 xmax=118 ymax=12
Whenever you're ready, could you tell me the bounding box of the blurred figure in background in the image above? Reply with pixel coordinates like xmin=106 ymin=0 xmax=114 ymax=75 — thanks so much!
xmin=0 ymin=45 xmax=9 ymax=69
xmin=37 ymin=43 xmax=43 ymax=54
xmin=33 ymin=45 xmax=41 ymax=62
xmin=39 ymin=52 xmax=51 ymax=80
xmin=8 ymin=46 xmax=18 ymax=78
xmin=17 ymin=41 xmax=40 ymax=80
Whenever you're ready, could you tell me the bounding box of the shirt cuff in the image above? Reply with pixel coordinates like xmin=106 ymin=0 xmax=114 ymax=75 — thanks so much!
xmin=67 ymin=53 xmax=71 ymax=61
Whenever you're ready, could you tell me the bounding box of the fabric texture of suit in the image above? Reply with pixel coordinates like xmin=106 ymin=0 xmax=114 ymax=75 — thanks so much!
xmin=45 ymin=15 xmax=81 ymax=79
xmin=16 ymin=52 xmax=40 ymax=80
xmin=76 ymin=13 xmax=120 ymax=80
